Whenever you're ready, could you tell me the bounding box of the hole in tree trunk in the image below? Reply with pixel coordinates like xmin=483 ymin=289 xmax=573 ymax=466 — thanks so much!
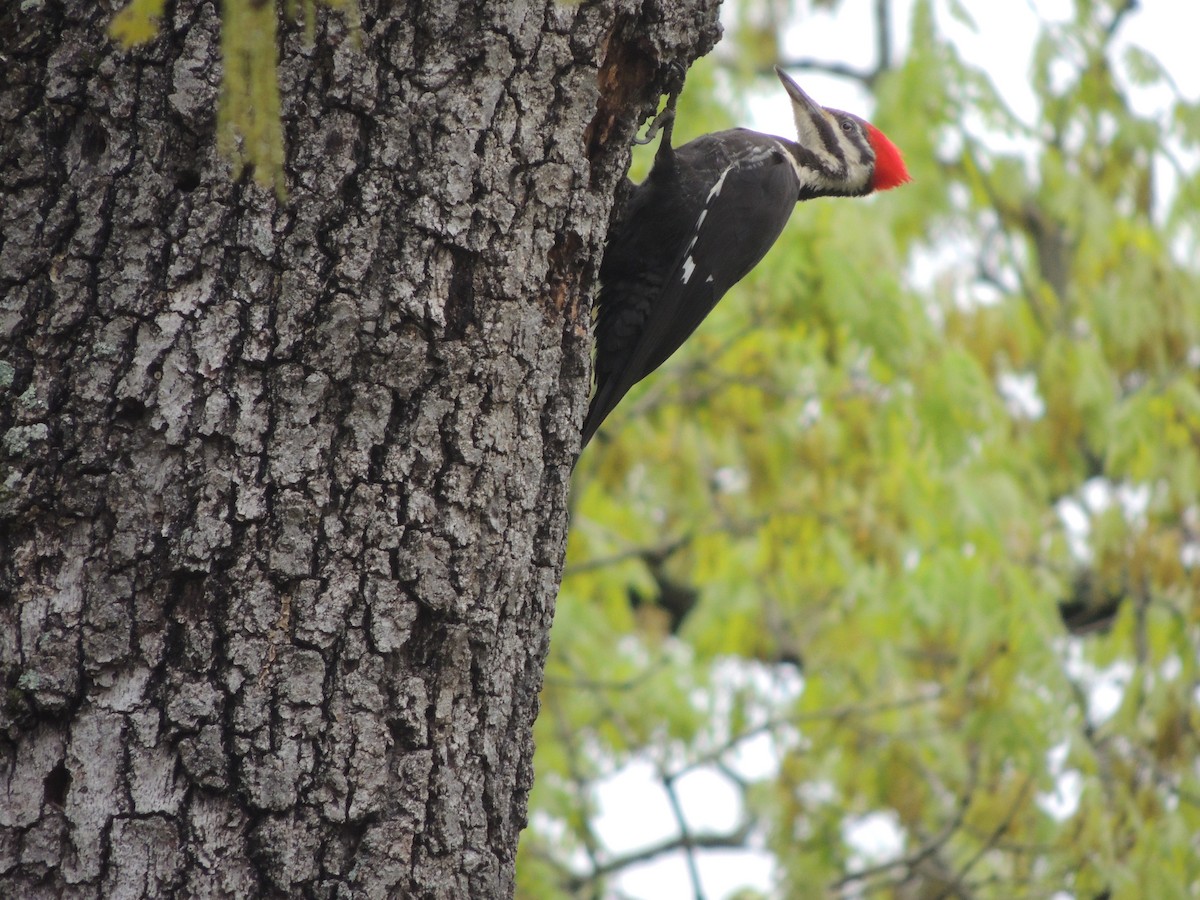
xmin=43 ymin=760 xmax=71 ymax=807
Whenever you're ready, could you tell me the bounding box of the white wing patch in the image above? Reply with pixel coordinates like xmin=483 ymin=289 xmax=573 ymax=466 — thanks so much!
xmin=681 ymin=162 xmax=738 ymax=285
xmin=681 ymin=256 xmax=696 ymax=284
xmin=707 ymin=163 xmax=734 ymax=201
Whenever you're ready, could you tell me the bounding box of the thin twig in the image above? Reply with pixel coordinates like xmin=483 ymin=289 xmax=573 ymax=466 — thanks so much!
xmin=662 ymin=770 xmax=707 ymax=900
xmin=833 ymin=751 xmax=980 ymax=893
xmin=565 ymin=826 xmax=752 ymax=889
xmin=771 ymin=58 xmax=880 ymax=88
xmin=936 ymin=773 xmax=1034 ymax=899
xmin=563 ymin=532 xmax=693 ymax=578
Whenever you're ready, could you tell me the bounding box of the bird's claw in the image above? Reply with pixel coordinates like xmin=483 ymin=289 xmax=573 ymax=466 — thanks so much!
xmin=634 ymin=60 xmax=685 ymax=145
xmin=633 ymin=105 xmax=676 ymax=145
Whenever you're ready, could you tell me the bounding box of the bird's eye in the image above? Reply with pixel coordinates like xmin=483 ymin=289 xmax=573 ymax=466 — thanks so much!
xmin=840 ymin=120 xmax=853 ymax=133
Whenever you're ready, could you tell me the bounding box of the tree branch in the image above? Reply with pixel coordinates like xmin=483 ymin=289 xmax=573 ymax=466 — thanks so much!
xmin=566 ymin=824 xmax=753 ymax=890
xmin=875 ymin=0 xmax=893 ymax=72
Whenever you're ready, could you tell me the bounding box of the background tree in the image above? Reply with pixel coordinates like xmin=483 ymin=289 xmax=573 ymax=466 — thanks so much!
xmin=0 ymin=0 xmax=719 ymax=896
xmin=535 ymin=0 xmax=1200 ymax=897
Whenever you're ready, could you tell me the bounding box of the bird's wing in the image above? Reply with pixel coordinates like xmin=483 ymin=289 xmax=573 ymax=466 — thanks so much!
xmin=583 ymin=141 xmax=800 ymax=446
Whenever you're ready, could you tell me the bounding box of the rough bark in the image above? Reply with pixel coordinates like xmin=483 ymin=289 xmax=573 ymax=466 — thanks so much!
xmin=0 ymin=1 xmax=719 ymax=897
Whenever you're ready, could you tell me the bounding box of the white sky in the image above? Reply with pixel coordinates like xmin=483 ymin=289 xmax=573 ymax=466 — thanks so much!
xmin=591 ymin=2 xmax=1200 ymax=898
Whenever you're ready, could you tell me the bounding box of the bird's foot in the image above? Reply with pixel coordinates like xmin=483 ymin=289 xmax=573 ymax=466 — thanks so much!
xmin=634 ymin=60 xmax=685 ymax=146
xmin=633 ymin=105 xmax=675 ymax=145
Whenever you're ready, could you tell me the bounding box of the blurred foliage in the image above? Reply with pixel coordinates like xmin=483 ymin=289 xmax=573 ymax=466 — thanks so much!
xmin=524 ymin=0 xmax=1200 ymax=897
xmin=217 ymin=0 xmax=287 ymax=196
xmin=108 ymin=0 xmax=359 ymax=195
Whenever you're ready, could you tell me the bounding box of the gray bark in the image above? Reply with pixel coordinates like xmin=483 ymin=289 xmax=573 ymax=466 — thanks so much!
xmin=0 ymin=0 xmax=718 ymax=897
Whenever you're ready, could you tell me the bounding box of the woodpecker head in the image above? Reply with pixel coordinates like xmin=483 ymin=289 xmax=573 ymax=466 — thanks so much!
xmin=774 ymin=66 xmax=910 ymax=197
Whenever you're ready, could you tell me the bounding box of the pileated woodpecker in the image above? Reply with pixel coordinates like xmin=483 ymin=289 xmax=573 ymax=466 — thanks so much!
xmin=582 ymin=67 xmax=910 ymax=447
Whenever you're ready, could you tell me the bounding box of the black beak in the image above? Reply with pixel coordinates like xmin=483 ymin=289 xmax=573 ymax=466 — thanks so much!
xmin=774 ymin=66 xmax=824 ymax=117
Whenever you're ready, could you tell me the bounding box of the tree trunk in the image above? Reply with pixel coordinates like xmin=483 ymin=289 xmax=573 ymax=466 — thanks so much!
xmin=0 ymin=0 xmax=718 ymax=896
